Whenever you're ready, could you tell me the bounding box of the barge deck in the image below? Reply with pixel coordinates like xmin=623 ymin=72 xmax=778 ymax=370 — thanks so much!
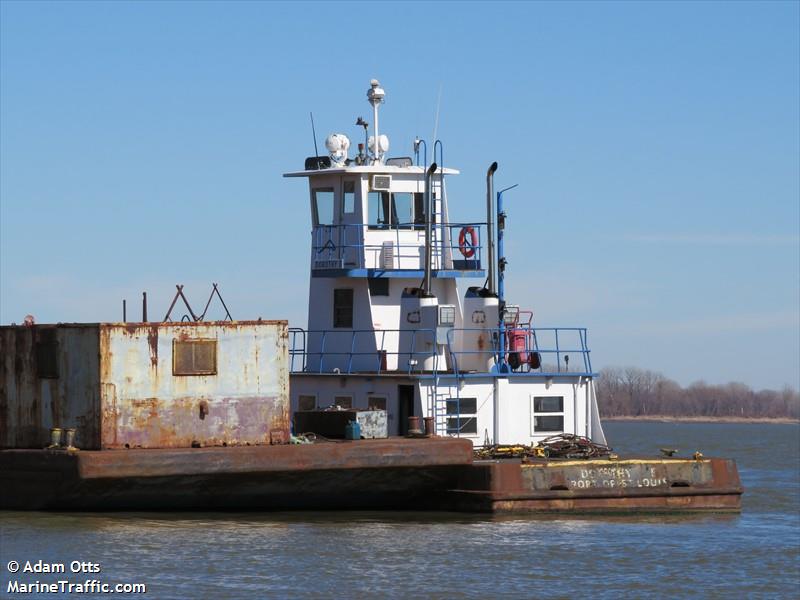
xmin=1 ymin=440 xmax=742 ymax=513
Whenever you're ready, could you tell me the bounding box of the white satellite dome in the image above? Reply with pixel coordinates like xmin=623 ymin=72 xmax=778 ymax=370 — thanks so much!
xmin=368 ymin=134 xmax=389 ymax=156
xmin=325 ymin=133 xmax=350 ymax=167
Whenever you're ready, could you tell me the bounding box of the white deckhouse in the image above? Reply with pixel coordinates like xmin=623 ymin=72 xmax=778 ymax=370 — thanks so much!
xmin=286 ymin=80 xmax=606 ymax=447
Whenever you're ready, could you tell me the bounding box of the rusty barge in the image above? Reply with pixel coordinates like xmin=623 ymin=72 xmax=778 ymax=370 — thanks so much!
xmin=0 ymin=79 xmax=742 ymax=513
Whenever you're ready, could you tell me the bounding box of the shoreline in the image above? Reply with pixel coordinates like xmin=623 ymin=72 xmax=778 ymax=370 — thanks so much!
xmin=603 ymin=416 xmax=799 ymax=424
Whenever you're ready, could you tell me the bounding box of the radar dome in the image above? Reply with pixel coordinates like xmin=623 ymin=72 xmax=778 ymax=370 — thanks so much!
xmin=325 ymin=133 xmax=350 ymax=167
xmin=368 ymin=134 xmax=389 ymax=156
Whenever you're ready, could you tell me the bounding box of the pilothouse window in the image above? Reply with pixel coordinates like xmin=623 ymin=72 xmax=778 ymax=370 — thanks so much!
xmin=368 ymin=191 xmax=424 ymax=229
xmin=343 ymin=181 xmax=355 ymax=214
xmin=313 ymin=188 xmax=335 ymax=225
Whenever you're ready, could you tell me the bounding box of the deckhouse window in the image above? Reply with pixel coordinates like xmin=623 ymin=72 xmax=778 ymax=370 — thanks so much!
xmin=532 ymin=396 xmax=564 ymax=433
xmin=313 ymin=188 xmax=335 ymax=226
xmin=173 ymin=340 xmax=217 ymax=376
xmin=446 ymin=397 xmax=478 ymax=435
xmin=368 ymin=396 xmax=387 ymax=410
xmin=368 ymin=278 xmax=389 ymax=296
xmin=298 ymin=394 xmax=317 ymax=411
xmin=334 ymin=395 xmax=353 ymax=409
xmin=333 ymin=288 xmax=354 ymax=328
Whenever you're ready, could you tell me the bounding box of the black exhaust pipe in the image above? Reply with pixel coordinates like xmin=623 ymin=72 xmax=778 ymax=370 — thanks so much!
xmin=486 ymin=161 xmax=498 ymax=295
xmin=423 ymin=162 xmax=438 ymax=294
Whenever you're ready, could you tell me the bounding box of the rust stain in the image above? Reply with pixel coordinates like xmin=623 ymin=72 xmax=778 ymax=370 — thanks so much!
xmin=147 ymin=326 xmax=159 ymax=368
xmin=477 ymin=334 xmax=486 ymax=351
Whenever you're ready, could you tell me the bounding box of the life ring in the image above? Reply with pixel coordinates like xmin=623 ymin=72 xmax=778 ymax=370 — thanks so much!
xmin=458 ymin=226 xmax=477 ymax=258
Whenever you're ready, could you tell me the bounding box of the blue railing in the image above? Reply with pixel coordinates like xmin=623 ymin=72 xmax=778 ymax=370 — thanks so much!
xmin=289 ymin=328 xmax=443 ymax=375
xmin=445 ymin=327 xmax=593 ymax=377
xmin=310 ymin=222 xmax=485 ymax=271
xmin=288 ymin=326 xmax=593 ymax=377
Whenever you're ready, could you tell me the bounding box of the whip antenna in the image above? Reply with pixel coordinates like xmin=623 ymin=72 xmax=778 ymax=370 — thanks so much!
xmin=432 ymin=83 xmax=443 ymax=143
xmin=310 ymin=112 xmax=321 ymax=169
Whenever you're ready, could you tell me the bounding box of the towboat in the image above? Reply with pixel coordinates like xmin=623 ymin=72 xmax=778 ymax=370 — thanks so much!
xmin=0 ymin=80 xmax=742 ymax=512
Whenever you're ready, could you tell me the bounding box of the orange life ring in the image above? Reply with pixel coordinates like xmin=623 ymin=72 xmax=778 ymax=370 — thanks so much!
xmin=458 ymin=226 xmax=477 ymax=258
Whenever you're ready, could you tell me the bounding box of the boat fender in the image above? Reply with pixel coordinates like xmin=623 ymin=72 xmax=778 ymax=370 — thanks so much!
xmin=458 ymin=226 xmax=478 ymax=258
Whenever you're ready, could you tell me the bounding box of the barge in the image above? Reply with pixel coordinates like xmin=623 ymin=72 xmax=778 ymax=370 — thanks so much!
xmin=0 ymin=80 xmax=742 ymax=513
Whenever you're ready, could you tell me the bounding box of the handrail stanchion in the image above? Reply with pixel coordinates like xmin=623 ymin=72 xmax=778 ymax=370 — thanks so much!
xmin=348 ymin=330 xmax=357 ymax=374
xmin=319 ymin=330 xmax=327 ymax=374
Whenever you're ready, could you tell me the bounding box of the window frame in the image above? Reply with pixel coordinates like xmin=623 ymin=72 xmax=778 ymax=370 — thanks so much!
xmin=297 ymin=394 xmax=317 ymax=411
xmin=367 ymin=395 xmax=387 ymax=411
xmin=333 ymin=395 xmax=353 ymax=409
xmin=172 ymin=339 xmax=218 ymax=376
xmin=312 ymin=187 xmax=336 ymax=226
xmin=446 ymin=397 xmax=478 ymax=436
xmin=333 ymin=288 xmax=354 ymax=328
xmin=531 ymin=395 xmax=565 ymax=434
xmin=368 ymin=278 xmax=390 ymax=297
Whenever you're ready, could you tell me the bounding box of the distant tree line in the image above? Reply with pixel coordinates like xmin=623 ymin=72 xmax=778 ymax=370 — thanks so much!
xmin=595 ymin=367 xmax=799 ymax=419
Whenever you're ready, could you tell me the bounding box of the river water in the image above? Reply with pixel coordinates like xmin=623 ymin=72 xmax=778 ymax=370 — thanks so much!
xmin=1 ymin=422 xmax=798 ymax=599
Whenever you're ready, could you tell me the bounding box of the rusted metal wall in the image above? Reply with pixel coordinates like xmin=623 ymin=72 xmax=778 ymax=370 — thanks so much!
xmin=99 ymin=321 xmax=289 ymax=449
xmin=0 ymin=325 xmax=101 ymax=449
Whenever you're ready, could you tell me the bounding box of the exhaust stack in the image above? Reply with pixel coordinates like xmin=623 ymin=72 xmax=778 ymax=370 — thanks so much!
xmin=423 ymin=162 xmax=438 ymax=294
xmin=486 ymin=161 xmax=498 ymax=295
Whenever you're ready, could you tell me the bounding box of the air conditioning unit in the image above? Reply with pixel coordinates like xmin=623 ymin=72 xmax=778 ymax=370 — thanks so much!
xmin=371 ymin=175 xmax=391 ymax=191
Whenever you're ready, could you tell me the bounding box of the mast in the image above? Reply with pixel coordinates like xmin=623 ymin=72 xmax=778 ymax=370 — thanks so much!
xmin=367 ymin=79 xmax=385 ymax=164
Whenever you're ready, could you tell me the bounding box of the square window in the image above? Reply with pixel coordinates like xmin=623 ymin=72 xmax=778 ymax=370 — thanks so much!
xmin=173 ymin=340 xmax=217 ymax=376
xmin=446 ymin=398 xmax=478 ymax=436
xmin=368 ymin=278 xmax=389 ymax=296
xmin=334 ymin=395 xmax=352 ymax=409
xmin=298 ymin=395 xmax=316 ymax=411
xmin=367 ymin=396 xmax=387 ymax=410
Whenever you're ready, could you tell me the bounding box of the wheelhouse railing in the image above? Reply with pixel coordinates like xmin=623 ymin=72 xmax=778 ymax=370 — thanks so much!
xmin=445 ymin=327 xmax=594 ymax=377
xmin=289 ymin=328 xmax=443 ymax=375
xmin=310 ymin=222 xmax=485 ymax=271
xmin=288 ymin=326 xmax=594 ymax=377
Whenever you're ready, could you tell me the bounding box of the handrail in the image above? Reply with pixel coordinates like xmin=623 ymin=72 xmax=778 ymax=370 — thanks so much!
xmin=291 ymin=328 xmax=442 ymax=376
xmin=311 ymin=222 xmax=486 ymax=271
xmin=288 ymin=326 xmax=593 ymax=377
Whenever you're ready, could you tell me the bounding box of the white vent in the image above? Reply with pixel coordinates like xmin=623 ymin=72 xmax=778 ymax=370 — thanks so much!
xmin=381 ymin=241 xmax=394 ymax=269
xmin=372 ymin=175 xmax=391 ymax=191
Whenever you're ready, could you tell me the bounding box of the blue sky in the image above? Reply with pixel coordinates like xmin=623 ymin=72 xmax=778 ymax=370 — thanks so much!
xmin=1 ymin=1 xmax=798 ymax=390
